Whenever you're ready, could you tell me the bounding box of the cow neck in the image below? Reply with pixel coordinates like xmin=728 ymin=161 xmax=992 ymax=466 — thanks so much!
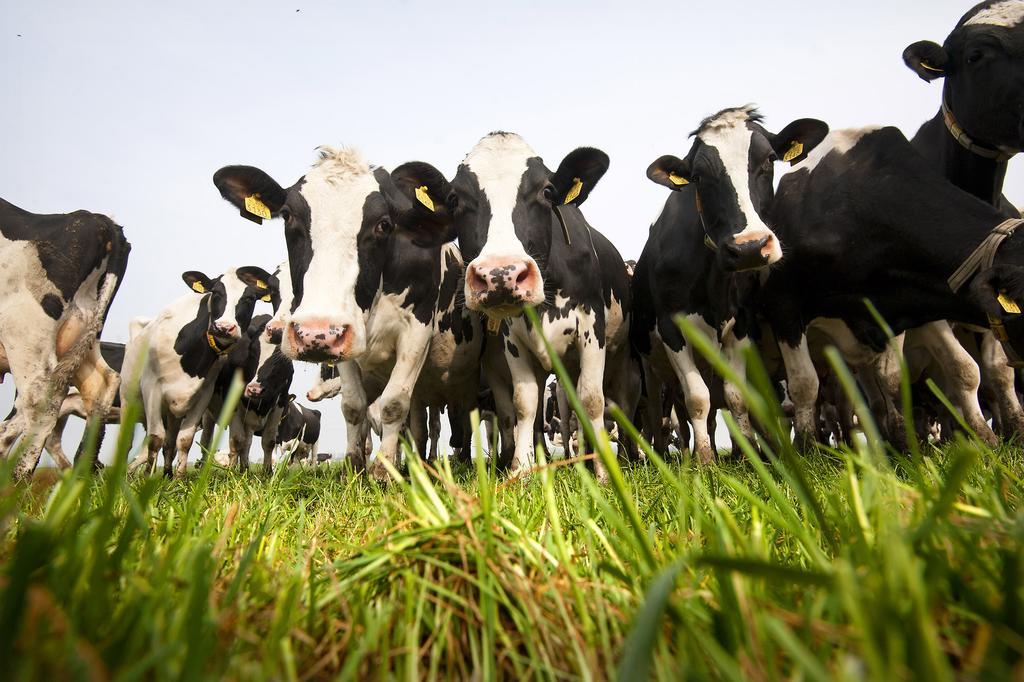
xmin=692 ymin=189 xmax=718 ymax=252
xmin=941 ymin=97 xmax=1018 ymax=164
xmin=920 ymin=107 xmax=1013 ymax=207
xmin=175 ymin=297 xmax=228 ymax=377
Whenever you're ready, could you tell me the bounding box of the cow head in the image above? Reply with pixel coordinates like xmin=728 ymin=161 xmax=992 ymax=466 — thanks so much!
xmin=646 ymin=106 xmax=828 ymax=271
xmin=243 ymin=318 xmax=295 ymax=400
xmin=213 ymin=148 xmax=455 ymax=362
xmin=904 ymin=1 xmax=1024 ymax=154
xmin=182 ymin=266 xmax=278 ymax=351
xmin=392 ymin=133 xmax=609 ymax=319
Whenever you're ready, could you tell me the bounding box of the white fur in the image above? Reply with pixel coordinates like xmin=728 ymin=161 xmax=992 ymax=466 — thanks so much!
xmin=463 ymin=133 xmax=541 ymax=270
xmin=285 ymin=148 xmax=378 ymax=358
xmin=965 ymin=0 xmax=1024 ymax=27
xmin=697 ymin=110 xmax=783 ymax=264
xmin=786 ymin=127 xmax=882 ymax=175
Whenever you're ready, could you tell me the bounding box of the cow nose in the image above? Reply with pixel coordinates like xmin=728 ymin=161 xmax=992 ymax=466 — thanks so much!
xmin=264 ymin=320 xmax=284 ymax=344
xmin=213 ymin=321 xmax=238 ymax=338
xmin=244 ymin=382 xmax=262 ymax=398
xmin=287 ymin=320 xmax=354 ymax=360
xmin=466 ymin=257 xmax=542 ymax=312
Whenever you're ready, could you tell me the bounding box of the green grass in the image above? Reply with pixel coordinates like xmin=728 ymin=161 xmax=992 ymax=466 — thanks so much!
xmin=2 ymin=321 xmax=1024 ymax=680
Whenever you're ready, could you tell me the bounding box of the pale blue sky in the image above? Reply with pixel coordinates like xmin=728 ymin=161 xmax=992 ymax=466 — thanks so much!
xmin=2 ymin=1 xmax=1020 ymax=462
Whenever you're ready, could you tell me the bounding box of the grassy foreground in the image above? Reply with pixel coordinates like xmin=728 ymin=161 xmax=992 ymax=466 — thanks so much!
xmin=2 ymin=325 xmax=1024 ymax=680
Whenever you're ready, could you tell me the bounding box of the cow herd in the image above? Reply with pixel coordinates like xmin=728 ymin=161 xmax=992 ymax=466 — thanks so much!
xmin=1 ymin=2 xmax=1022 ymax=482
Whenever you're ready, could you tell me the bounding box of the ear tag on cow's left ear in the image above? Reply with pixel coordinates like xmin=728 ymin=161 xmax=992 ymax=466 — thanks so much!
xmin=191 ymin=281 xmax=206 ymax=294
xmin=260 ymin=293 xmax=273 ymax=302
xmin=668 ymin=173 xmax=689 ymax=186
xmin=921 ymin=61 xmax=944 ymax=75
xmin=244 ymin=194 xmax=272 ymax=221
xmin=255 ymin=279 xmax=268 ymax=289
xmin=414 ymin=186 xmax=435 ymax=212
xmin=998 ymin=292 xmax=1021 ymax=314
xmin=782 ymin=141 xmax=804 ymax=164
xmin=563 ymin=178 xmax=583 ymax=205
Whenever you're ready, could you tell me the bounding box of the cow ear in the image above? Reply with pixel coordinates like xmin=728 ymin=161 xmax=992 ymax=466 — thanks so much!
xmin=551 ymin=147 xmax=609 ymax=206
xmin=903 ymin=40 xmax=948 ymax=82
xmin=646 ymin=155 xmax=693 ymax=191
xmin=213 ymin=166 xmax=288 ymax=225
xmin=182 ymin=271 xmax=214 ymax=294
xmin=968 ymin=265 xmax=1024 ymax=318
xmin=289 ymin=393 xmax=296 ymax=403
xmin=390 ymin=162 xmax=458 ymax=247
xmin=769 ymin=119 xmax=830 ymax=166
xmin=236 ymin=266 xmax=280 ymax=304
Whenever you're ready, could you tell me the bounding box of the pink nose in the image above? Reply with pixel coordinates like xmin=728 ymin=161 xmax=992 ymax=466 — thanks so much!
xmin=287 ymin=320 xmax=353 ymax=360
xmin=466 ymin=258 xmax=541 ymax=308
xmin=244 ymin=382 xmax=262 ymax=398
xmin=212 ymin=322 xmax=238 ymax=338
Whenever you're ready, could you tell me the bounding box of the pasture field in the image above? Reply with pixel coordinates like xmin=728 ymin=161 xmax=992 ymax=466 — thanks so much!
xmin=2 ymin=342 xmax=1024 ymax=681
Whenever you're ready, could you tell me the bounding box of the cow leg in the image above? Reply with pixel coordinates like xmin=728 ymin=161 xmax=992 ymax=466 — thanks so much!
xmin=262 ymin=406 xmax=283 ymax=474
xmin=338 ymin=361 xmax=369 ymax=472
xmin=69 ymin=343 xmax=119 ymax=469
xmin=980 ymin=331 xmax=1024 ymax=439
xmin=428 ymin=406 xmax=441 ymax=461
xmin=507 ymin=356 xmax=541 ymax=475
xmin=408 ymin=400 xmax=428 ymax=459
xmin=162 ymin=416 xmax=181 ymax=477
xmin=643 ymin=365 xmax=667 ymax=455
xmin=778 ymin=335 xmax=819 ymax=450
xmin=230 ymin=411 xmax=251 ymax=473
xmin=917 ymin=322 xmax=997 ymax=445
xmin=664 ymin=342 xmax=714 ymax=464
xmin=44 ymin=413 xmax=73 ymax=469
xmin=369 ymin=330 xmax=431 ymax=482
xmin=555 ymin=383 xmax=573 ymax=459
xmin=577 ymin=337 xmax=609 ymax=482
xmin=4 ymin=346 xmax=67 ymax=478
xmin=722 ymin=334 xmax=756 ymax=456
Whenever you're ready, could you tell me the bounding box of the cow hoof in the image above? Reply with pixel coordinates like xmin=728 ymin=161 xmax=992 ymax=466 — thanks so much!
xmin=368 ymin=462 xmax=393 ymax=483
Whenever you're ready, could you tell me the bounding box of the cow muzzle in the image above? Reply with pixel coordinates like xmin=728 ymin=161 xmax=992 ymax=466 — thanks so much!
xmin=244 ymin=381 xmax=263 ymax=399
xmin=264 ymin=319 xmax=284 ymax=345
xmin=720 ymin=230 xmax=780 ymax=271
xmin=286 ymin=318 xmax=360 ymax=362
xmin=210 ymin=320 xmax=240 ymax=344
xmin=465 ymin=256 xmax=543 ymax=316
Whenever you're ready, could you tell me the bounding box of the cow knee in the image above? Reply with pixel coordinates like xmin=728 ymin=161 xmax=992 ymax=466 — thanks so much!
xmin=342 ymin=402 xmax=365 ymax=425
xmin=684 ymin=383 xmax=711 ymax=419
xmin=579 ymin=386 xmax=604 ymax=422
xmin=380 ymin=394 xmax=410 ymax=426
xmin=789 ymin=373 xmax=819 ymax=407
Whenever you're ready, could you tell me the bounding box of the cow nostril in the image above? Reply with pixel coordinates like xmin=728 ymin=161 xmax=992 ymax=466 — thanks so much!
xmin=516 ymin=268 xmax=530 ymax=285
xmin=468 ymin=266 xmax=487 ymax=292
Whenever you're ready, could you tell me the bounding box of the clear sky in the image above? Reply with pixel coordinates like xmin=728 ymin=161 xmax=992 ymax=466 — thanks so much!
xmin=2 ymin=1 xmax=1021 ymax=464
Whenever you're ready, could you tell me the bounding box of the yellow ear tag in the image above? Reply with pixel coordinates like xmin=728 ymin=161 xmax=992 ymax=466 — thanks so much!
xmin=255 ymin=279 xmax=268 ymax=289
xmin=261 ymin=294 xmax=273 ymax=302
xmin=487 ymin=316 xmax=501 ymax=334
xmin=921 ymin=61 xmax=944 ymax=74
xmin=998 ymin=293 xmax=1021 ymax=314
xmin=414 ymin=186 xmax=435 ymax=212
xmin=782 ymin=141 xmax=804 ymax=163
xmin=563 ymin=177 xmax=583 ymax=204
xmin=244 ymin=194 xmax=272 ymax=220
xmin=191 ymin=281 xmax=206 ymax=294
xmin=667 ymin=172 xmax=689 ymax=186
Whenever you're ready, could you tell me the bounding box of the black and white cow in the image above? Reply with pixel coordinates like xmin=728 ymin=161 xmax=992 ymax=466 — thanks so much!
xmin=213 ymin=148 xmax=459 ymax=480
xmin=903 ymin=0 xmax=1024 ymax=439
xmin=0 ymin=198 xmax=131 ymax=478
xmin=632 ymin=107 xmax=828 ymax=461
xmin=277 ymin=400 xmax=322 ymax=465
xmin=393 ymin=133 xmax=635 ymax=479
xmin=760 ymin=125 xmax=1024 ymax=446
xmin=122 ymin=266 xmax=277 ymax=476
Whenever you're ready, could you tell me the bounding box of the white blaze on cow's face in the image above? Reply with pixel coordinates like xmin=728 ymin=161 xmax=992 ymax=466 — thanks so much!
xmin=965 ymin=0 xmax=1024 ymax=28
xmin=693 ymin=107 xmax=783 ymax=268
xmin=281 ymin=149 xmax=386 ymax=362
xmin=457 ymin=133 xmax=545 ymax=317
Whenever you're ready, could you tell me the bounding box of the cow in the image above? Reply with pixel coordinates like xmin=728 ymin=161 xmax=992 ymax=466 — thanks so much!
xmin=759 ymin=124 xmax=1024 ymax=447
xmin=121 ymin=266 xmax=278 ymax=476
xmin=0 ymin=198 xmax=130 ymax=478
xmin=632 ymin=106 xmax=829 ymax=461
xmin=277 ymin=400 xmax=322 ymax=465
xmin=903 ymin=0 xmax=1024 ymax=439
xmin=391 ymin=132 xmax=635 ymax=480
xmin=213 ymin=148 xmax=459 ymax=480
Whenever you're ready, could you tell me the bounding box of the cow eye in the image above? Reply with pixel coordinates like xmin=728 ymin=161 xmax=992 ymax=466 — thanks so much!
xmin=542 ymin=185 xmax=556 ymax=203
xmin=445 ymin=191 xmax=459 ymax=214
xmin=374 ymin=217 xmax=392 ymax=237
xmin=967 ymin=49 xmax=984 ymax=65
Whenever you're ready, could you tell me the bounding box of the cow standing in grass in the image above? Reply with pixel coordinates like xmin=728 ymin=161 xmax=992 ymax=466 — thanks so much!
xmin=122 ymin=267 xmax=277 ymax=476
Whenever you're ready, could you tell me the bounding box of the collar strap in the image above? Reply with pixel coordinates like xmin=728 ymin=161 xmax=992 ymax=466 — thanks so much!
xmin=694 ymin=190 xmax=717 ymax=252
xmin=553 ymin=205 xmax=573 ymax=246
xmin=941 ymin=99 xmax=1017 ymax=163
xmin=206 ymin=331 xmax=227 ymax=355
xmin=948 ymin=217 xmax=1024 ymax=293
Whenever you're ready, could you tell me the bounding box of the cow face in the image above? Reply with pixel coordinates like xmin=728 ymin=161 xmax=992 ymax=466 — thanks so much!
xmin=395 ymin=133 xmax=609 ymax=319
xmin=904 ymin=1 xmax=1024 ymax=153
xmin=181 ymin=266 xmax=277 ymax=350
xmin=243 ymin=327 xmax=294 ymax=400
xmin=647 ymin=107 xmax=828 ymax=272
xmin=213 ymin=148 xmax=454 ymax=362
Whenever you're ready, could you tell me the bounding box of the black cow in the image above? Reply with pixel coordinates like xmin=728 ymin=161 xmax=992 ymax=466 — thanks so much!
xmin=0 ymin=198 xmax=130 ymax=477
xmin=278 ymin=401 xmax=322 ymax=465
xmin=633 ymin=106 xmax=828 ymax=461
xmin=760 ymin=125 xmax=1024 ymax=447
xmin=904 ymin=1 xmax=1024 ymax=439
